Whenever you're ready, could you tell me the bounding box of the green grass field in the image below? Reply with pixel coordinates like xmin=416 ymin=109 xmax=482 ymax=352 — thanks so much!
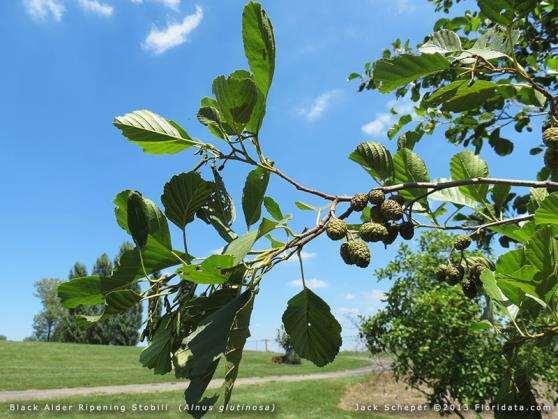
xmin=0 ymin=341 xmax=372 ymax=391
xmin=1 ymin=376 xmax=394 ymax=419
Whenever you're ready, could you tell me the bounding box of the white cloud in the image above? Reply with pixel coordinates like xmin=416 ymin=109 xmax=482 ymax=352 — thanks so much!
xmin=286 ymin=251 xmax=316 ymax=263
xmin=338 ymin=307 xmax=360 ymax=316
xmin=361 ymin=98 xmax=415 ymax=137
xmin=344 ymin=293 xmax=356 ymax=300
xmin=298 ymin=90 xmax=342 ymax=122
xmin=361 ymin=289 xmax=386 ymax=303
xmin=142 ymin=6 xmax=203 ymax=54
xmin=77 ymin=0 xmax=113 ymax=17
xmin=23 ymin=0 xmax=65 ymax=21
xmin=289 ymin=278 xmax=328 ymax=289
xmin=131 ymin=0 xmax=180 ymax=10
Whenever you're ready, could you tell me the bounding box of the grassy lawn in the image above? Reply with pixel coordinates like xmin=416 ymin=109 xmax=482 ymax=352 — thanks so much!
xmin=1 ymin=376 xmax=394 ymax=419
xmin=0 ymin=341 xmax=373 ymax=391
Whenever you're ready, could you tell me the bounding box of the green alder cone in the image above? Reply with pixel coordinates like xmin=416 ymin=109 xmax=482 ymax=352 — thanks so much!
xmin=380 ymin=199 xmax=404 ymax=221
xmin=325 ymin=218 xmax=348 ymax=241
xmin=340 ymin=242 xmax=353 ymax=265
xmin=542 ymin=127 xmax=558 ymax=148
xmin=544 ymin=147 xmax=558 ymax=169
xmin=461 ymin=276 xmax=478 ymax=299
xmin=435 ymin=264 xmax=463 ymax=285
xmin=347 ymin=240 xmax=371 ymax=268
xmin=398 ymin=221 xmax=415 ymax=240
xmin=359 ymin=222 xmax=388 ymax=242
xmin=350 ymin=193 xmax=369 ymax=212
xmin=370 ymin=205 xmax=387 ymax=223
xmin=368 ymin=189 xmax=385 ymax=205
xmin=453 ymin=235 xmax=471 ymax=251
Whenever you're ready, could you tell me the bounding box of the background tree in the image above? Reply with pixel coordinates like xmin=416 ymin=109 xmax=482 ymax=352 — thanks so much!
xmin=360 ymin=230 xmax=557 ymax=415
xmin=0 ymin=335 xmax=6 ymax=341
xmin=30 ymin=278 xmax=66 ymax=342
xmin=55 ymin=262 xmax=90 ymax=343
xmin=274 ymin=325 xmax=300 ymax=364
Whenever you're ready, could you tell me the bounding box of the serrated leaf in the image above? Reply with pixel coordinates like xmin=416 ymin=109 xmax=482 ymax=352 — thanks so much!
xmin=419 ymin=29 xmax=462 ymax=54
xmin=197 ymin=167 xmax=236 ymax=228
xmin=373 ymin=53 xmax=451 ymax=93
xmin=491 ymin=184 xmax=511 ymax=213
xmin=140 ymin=313 xmax=174 ymax=375
xmin=490 ymin=221 xmax=536 ymax=244
xmin=534 ymin=192 xmax=558 ymax=226
xmin=393 ymin=148 xmax=430 ymax=201
xmin=282 ymin=288 xmax=342 ymax=367
xmin=425 ymin=80 xmax=498 ymax=112
xmin=295 ymin=201 xmax=315 ymax=211
xmin=477 ymin=0 xmax=514 ymax=25
xmin=263 ymin=196 xmax=284 ymax=220
xmin=58 ymin=276 xmax=104 ymax=309
xmin=127 ymin=191 xmax=149 ymax=248
xmin=242 ymin=2 xmax=275 ymax=96
xmin=349 ymin=142 xmax=394 ymax=181
xmin=224 ymin=230 xmax=259 ymax=265
xmin=162 ymin=172 xmax=214 ymax=229
xmin=115 ymin=190 xmax=171 ymax=249
xmin=213 ymin=74 xmax=258 ymax=133
xmin=429 ymin=178 xmax=478 ymax=208
xmin=242 ymin=166 xmax=270 ymax=228
xmin=450 ymin=151 xmax=489 ymax=202
xmin=180 ymin=255 xmax=235 ymax=285
xmin=114 ymin=110 xmax=199 ymax=155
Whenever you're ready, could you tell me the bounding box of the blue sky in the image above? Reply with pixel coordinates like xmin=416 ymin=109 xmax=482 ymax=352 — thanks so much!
xmin=0 ymin=0 xmax=543 ymax=346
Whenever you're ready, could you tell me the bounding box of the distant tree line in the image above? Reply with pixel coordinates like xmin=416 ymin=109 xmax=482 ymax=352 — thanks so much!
xmin=28 ymin=243 xmax=161 ymax=346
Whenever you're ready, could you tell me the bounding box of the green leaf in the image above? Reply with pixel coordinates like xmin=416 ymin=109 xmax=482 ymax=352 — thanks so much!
xmin=197 ymin=167 xmax=236 ymax=228
xmin=113 ymin=110 xmax=199 ymax=155
xmin=282 ymin=288 xmax=342 ymax=367
xmin=490 ymin=221 xmax=536 ymax=244
xmin=373 ymin=53 xmax=451 ymax=93
xmin=429 ymin=178 xmax=478 ymax=208
xmin=221 ymin=293 xmax=255 ymax=407
xmin=425 ymin=80 xmax=498 ymax=112
xmin=114 ymin=190 xmax=171 ymax=248
xmin=419 ymin=29 xmax=462 ymax=54
xmin=349 ymin=142 xmax=394 ymax=181
xmin=450 ymin=151 xmax=489 ymax=202
xmin=140 ymin=313 xmax=174 ymax=375
xmin=104 ymin=289 xmax=141 ymax=314
xmin=263 ymin=196 xmax=284 ymax=221
xmin=393 ymin=148 xmax=430 ymax=201
xmin=242 ymin=1 xmax=275 ymax=96
xmin=534 ymin=192 xmax=558 ymax=226
xmin=491 ymin=184 xmax=511 ymax=212
xmin=106 ymin=236 xmax=187 ymax=293
xmin=58 ymin=276 xmax=103 ymax=309
xmin=242 ymin=166 xmax=270 ymax=228
xmin=161 ymin=172 xmax=214 ymax=230
xmin=477 ymin=0 xmax=514 ymax=25
xmin=213 ymin=74 xmax=258 ymax=133
xmin=294 ymin=201 xmax=316 ymax=211
xmin=224 ymin=230 xmax=259 ymax=265
xmin=127 ymin=192 xmax=150 ymax=248
xmin=197 ymin=105 xmax=227 ymax=140
xmin=180 ymin=255 xmax=235 ymax=285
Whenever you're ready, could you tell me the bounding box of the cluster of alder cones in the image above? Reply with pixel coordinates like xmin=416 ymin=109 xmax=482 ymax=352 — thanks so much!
xmin=325 ymin=190 xmax=413 ymax=268
xmin=543 ymin=126 xmax=558 ymax=170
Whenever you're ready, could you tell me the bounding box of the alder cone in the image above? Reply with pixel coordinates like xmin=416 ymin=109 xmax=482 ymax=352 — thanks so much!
xmin=435 ymin=264 xmax=463 ymax=285
xmin=454 ymin=235 xmax=471 ymax=251
xmin=340 ymin=242 xmax=353 ymax=265
xmin=398 ymin=221 xmax=414 ymax=240
xmin=351 ymin=193 xmax=369 ymax=212
xmin=544 ymin=148 xmax=558 ymax=169
xmin=368 ymin=189 xmax=385 ymax=205
xmin=326 ymin=218 xmax=348 ymax=241
xmin=343 ymin=240 xmax=371 ymax=268
xmin=461 ymin=277 xmax=478 ymax=299
xmin=359 ymin=222 xmax=389 ymax=242
xmin=382 ymin=224 xmax=399 ymax=246
xmin=543 ymin=127 xmax=558 ymax=148
xmin=380 ymin=199 xmax=404 ymax=221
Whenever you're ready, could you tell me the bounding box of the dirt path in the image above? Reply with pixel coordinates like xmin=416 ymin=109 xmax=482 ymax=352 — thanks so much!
xmin=0 ymin=366 xmax=380 ymax=402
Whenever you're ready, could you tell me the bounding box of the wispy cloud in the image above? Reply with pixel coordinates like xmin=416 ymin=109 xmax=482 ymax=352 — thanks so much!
xmin=77 ymin=0 xmax=113 ymax=17
xmin=142 ymin=5 xmax=203 ymax=54
xmin=395 ymin=0 xmax=416 ymax=14
xmin=289 ymin=278 xmax=328 ymax=289
xmin=297 ymin=89 xmax=342 ymax=122
xmin=337 ymin=307 xmax=360 ymax=316
xmin=361 ymin=99 xmax=415 ymax=137
xmin=23 ymin=0 xmax=65 ymax=21
xmin=361 ymin=289 xmax=386 ymax=304
xmin=344 ymin=293 xmax=356 ymax=300
xmin=132 ymin=0 xmax=180 ymax=10
xmin=286 ymin=251 xmax=316 ymax=263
